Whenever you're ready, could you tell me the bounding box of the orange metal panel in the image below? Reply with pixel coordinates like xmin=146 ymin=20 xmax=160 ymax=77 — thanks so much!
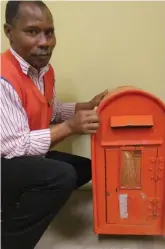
xmin=111 ymin=115 xmax=153 ymax=128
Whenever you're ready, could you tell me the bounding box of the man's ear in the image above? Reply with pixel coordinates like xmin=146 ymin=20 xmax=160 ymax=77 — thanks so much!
xmin=4 ymin=23 xmax=13 ymax=44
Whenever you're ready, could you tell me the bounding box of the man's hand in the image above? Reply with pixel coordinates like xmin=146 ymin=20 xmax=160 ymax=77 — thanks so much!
xmin=50 ymin=109 xmax=99 ymax=148
xmin=75 ymin=89 xmax=108 ymax=112
xmin=89 ymin=89 xmax=108 ymax=109
xmin=66 ymin=109 xmax=99 ymax=134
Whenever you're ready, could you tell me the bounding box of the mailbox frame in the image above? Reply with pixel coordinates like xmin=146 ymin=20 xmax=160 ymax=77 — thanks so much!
xmin=91 ymin=87 xmax=165 ymax=236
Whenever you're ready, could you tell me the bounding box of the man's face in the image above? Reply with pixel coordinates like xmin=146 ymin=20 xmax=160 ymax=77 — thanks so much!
xmin=4 ymin=2 xmax=56 ymax=70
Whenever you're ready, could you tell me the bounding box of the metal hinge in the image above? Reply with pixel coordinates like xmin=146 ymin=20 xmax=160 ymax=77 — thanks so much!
xmin=149 ymin=157 xmax=164 ymax=182
xmin=155 ymin=157 xmax=164 ymax=181
xmin=148 ymin=199 xmax=161 ymax=219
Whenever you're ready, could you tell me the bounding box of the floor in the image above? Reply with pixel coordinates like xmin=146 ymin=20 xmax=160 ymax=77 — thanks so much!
xmin=35 ymin=190 xmax=165 ymax=249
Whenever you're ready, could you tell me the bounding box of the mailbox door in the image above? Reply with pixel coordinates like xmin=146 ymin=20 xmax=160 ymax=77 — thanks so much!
xmin=105 ymin=146 xmax=159 ymax=226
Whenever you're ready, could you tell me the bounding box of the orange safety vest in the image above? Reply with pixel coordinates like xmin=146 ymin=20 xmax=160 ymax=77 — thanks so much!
xmin=1 ymin=50 xmax=54 ymax=130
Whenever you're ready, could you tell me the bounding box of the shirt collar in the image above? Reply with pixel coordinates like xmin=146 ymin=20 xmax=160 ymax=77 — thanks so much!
xmin=10 ymin=47 xmax=50 ymax=77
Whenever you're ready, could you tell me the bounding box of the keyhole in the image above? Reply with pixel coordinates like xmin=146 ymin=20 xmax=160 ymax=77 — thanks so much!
xmin=116 ymin=188 xmax=118 ymax=192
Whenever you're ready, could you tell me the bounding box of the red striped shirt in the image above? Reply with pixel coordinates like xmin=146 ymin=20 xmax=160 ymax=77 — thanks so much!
xmin=0 ymin=48 xmax=76 ymax=158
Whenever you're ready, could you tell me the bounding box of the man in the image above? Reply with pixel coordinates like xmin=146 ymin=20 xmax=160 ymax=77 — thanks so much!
xmin=1 ymin=1 xmax=107 ymax=249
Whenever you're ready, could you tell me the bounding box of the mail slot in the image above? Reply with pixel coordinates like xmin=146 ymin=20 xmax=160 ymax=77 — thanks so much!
xmin=111 ymin=115 xmax=154 ymax=128
xmin=91 ymin=86 xmax=165 ymax=236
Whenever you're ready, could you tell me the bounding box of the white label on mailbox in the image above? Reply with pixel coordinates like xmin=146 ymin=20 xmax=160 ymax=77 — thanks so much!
xmin=119 ymin=194 xmax=128 ymax=219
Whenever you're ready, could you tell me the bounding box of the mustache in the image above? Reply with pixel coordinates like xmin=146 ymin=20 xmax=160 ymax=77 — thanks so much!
xmin=31 ymin=49 xmax=52 ymax=56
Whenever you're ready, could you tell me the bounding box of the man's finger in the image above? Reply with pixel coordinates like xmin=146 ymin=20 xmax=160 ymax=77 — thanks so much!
xmin=84 ymin=109 xmax=98 ymax=116
xmin=86 ymin=122 xmax=100 ymax=130
xmin=86 ymin=114 xmax=99 ymax=123
xmin=103 ymin=89 xmax=108 ymax=96
xmin=98 ymin=89 xmax=108 ymax=99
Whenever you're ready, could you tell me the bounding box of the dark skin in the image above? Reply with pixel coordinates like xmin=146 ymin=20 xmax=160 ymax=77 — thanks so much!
xmin=4 ymin=2 xmax=56 ymax=69
xmin=4 ymin=2 xmax=108 ymax=145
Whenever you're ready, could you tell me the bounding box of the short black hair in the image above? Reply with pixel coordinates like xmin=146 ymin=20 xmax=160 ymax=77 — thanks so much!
xmin=5 ymin=0 xmax=48 ymax=25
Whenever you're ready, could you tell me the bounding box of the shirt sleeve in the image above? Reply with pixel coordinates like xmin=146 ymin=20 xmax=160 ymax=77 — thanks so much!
xmin=51 ymin=86 xmax=76 ymax=123
xmin=0 ymin=78 xmax=51 ymax=159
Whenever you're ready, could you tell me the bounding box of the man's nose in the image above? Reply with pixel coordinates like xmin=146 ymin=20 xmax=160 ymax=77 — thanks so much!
xmin=38 ymin=32 xmax=49 ymax=47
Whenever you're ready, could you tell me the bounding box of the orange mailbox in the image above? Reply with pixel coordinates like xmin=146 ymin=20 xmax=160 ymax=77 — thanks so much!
xmin=91 ymin=86 xmax=165 ymax=236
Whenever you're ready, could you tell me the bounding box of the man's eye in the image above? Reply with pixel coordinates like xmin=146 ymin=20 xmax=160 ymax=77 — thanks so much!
xmin=26 ymin=30 xmax=38 ymax=35
xmin=46 ymin=30 xmax=54 ymax=36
